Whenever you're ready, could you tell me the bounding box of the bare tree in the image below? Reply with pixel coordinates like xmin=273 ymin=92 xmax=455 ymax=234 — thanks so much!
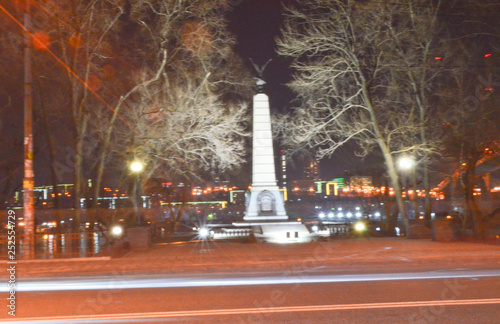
xmin=86 ymin=0 xmax=253 ymax=230
xmin=17 ymin=0 xmax=128 ymax=227
xmin=385 ymin=1 xmax=447 ymax=224
xmin=277 ymin=0 xmax=447 ymax=234
xmin=91 ymin=0 xmax=252 ymax=203
xmin=119 ymin=64 xmax=250 ymax=230
xmin=439 ymin=46 xmax=500 ymax=236
xmin=1 ymin=0 xmax=251 ymax=233
xmin=0 ymin=3 xmax=24 ymax=211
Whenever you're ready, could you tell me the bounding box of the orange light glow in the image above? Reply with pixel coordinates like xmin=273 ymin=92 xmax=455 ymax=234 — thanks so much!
xmin=102 ymin=64 xmax=115 ymax=78
xmin=181 ymin=21 xmax=213 ymax=55
xmin=32 ymin=31 xmax=50 ymax=50
xmin=68 ymin=34 xmax=82 ymax=48
xmin=86 ymin=75 xmax=101 ymax=92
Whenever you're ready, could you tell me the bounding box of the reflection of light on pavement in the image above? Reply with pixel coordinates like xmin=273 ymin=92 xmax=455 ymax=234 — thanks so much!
xmin=4 ymin=270 xmax=499 ymax=293
xmin=6 ymin=298 xmax=500 ymax=323
xmin=157 ymin=240 xmax=203 ymax=246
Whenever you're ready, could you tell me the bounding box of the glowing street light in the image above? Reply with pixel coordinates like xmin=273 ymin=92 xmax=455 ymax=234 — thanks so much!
xmin=398 ymin=156 xmax=419 ymax=222
xmin=354 ymin=222 xmax=366 ymax=232
xmin=130 ymin=161 xmax=144 ymax=173
xmin=398 ymin=156 xmax=415 ymax=170
xmin=110 ymin=225 xmax=124 ymax=237
xmin=199 ymin=228 xmax=210 ymax=239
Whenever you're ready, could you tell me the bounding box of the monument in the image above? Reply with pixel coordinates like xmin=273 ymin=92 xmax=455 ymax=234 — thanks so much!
xmin=234 ymin=61 xmax=315 ymax=243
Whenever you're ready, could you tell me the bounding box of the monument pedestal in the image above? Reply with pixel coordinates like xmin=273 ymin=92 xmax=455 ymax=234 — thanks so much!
xmin=234 ymin=221 xmax=315 ymax=243
xmin=244 ymin=186 xmax=287 ymax=221
xmin=234 ymin=92 xmax=315 ymax=243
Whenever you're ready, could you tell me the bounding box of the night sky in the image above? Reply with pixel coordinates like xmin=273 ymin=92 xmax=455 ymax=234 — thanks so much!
xmin=226 ymin=0 xmax=294 ymax=113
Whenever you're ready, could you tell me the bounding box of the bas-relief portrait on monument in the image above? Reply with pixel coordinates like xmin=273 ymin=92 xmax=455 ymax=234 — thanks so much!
xmin=257 ymin=190 xmax=276 ymax=216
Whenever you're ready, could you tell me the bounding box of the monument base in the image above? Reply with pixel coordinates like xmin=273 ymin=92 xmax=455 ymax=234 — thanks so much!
xmin=245 ymin=187 xmax=288 ymax=221
xmin=234 ymin=221 xmax=316 ymax=243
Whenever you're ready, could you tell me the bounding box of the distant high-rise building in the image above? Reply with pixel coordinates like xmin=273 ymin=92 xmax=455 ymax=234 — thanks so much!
xmin=304 ymin=159 xmax=320 ymax=181
xmin=280 ymin=150 xmax=287 ymax=190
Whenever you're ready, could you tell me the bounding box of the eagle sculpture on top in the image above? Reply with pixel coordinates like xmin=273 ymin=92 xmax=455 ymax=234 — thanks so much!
xmin=250 ymin=58 xmax=272 ymax=93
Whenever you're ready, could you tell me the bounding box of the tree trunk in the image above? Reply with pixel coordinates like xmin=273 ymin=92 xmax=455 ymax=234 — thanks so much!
xmin=463 ymin=159 xmax=481 ymax=236
xmin=423 ymin=163 xmax=432 ymax=227
xmin=73 ymin=115 xmax=89 ymax=231
xmin=383 ymin=148 xmax=408 ymax=235
xmin=361 ymin=82 xmax=408 ymax=235
xmin=92 ymin=50 xmax=167 ymax=213
xmin=418 ymin=105 xmax=433 ymax=227
xmin=173 ymin=186 xmax=189 ymax=233
xmin=412 ymin=171 xmax=419 ymax=221
xmin=38 ymin=89 xmax=62 ymax=234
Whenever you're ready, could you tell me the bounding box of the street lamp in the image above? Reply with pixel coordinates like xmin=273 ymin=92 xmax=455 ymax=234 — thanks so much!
xmin=397 ymin=156 xmax=418 ymax=220
xmin=130 ymin=161 xmax=144 ymax=173
xmin=130 ymin=161 xmax=144 ymax=225
xmin=398 ymin=156 xmax=415 ymax=171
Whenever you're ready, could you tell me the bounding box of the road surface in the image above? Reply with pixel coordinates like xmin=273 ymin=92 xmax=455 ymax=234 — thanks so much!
xmin=2 ymin=268 xmax=499 ymax=323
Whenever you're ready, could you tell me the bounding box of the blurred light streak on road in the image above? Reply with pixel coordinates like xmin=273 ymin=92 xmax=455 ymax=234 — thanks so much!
xmin=3 ymin=269 xmax=500 ymax=292
xmin=2 ymin=298 xmax=500 ymax=324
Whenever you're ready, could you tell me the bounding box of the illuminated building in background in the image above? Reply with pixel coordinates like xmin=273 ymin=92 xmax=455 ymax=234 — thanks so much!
xmin=349 ymin=176 xmax=373 ymax=190
xmin=290 ymin=180 xmax=317 ymax=196
xmin=304 ymin=159 xmax=320 ymax=181
xmin=315 ymin=179 xmax=346 ymax=196
xmin=280 ymin=150 xmax=287 ymax=190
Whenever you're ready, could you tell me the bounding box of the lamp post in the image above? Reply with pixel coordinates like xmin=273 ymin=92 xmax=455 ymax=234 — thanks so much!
xmin=23 ymin=0 xmax=35 ymax=259
xmin=397 ymin=156 xmax=418 ymax=220
xmin=130 ymin=161 xmax=144 ymax=225
xmin=398 ymin=157 xmax=415 ymax=171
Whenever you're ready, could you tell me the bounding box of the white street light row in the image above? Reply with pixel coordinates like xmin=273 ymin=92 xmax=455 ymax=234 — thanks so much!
xmin=318 ymin=211 xmax=369 ymax=219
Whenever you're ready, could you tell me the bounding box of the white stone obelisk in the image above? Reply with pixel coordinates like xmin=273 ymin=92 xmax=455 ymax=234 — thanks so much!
xmin=234 ymin=63 xmax=315 ymax=243
xmin=244 ymin=93 xmax=288 ymax=221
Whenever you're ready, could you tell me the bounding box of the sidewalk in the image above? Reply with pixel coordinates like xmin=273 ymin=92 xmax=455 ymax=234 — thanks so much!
xmin=3 ymin=238 xmax=500 ymax=279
